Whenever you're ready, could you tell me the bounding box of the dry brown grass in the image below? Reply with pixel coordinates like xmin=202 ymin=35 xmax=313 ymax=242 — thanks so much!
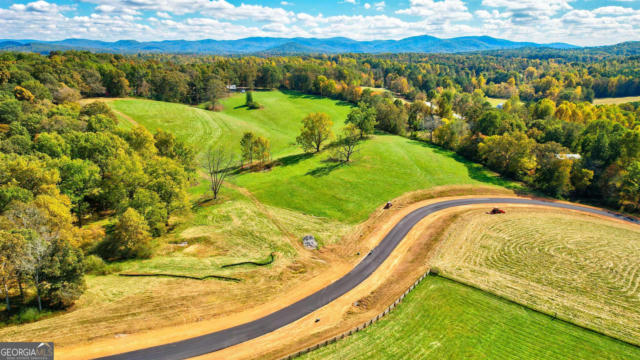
xmin=593 ymin=96 xmax=640 ymax=105
xmin=431 ymin=207 xmax=640 ymax=345
xmin=0 ymin=186 xmax=517 ymax=359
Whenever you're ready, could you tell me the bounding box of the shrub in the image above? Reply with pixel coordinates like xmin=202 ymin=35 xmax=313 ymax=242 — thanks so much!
xmin=16 ymin=307 xmax=40 ymax=323
xmin=85 ymin=254 xmax=108 ymax=275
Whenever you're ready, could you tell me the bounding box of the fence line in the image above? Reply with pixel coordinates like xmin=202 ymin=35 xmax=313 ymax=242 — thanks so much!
xmin=280 ymin=269 xmax=431 ymax=360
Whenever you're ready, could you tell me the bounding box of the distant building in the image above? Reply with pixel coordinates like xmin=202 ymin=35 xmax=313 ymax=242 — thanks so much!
xmin=556 ymin=154 xmax=582 ymax=160
xmin=226 ymin=84 xmax=237 ymax=90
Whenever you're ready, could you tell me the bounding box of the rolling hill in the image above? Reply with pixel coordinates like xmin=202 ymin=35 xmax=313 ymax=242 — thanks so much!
xmin=0 ymin=35 xmax=577 ymax=55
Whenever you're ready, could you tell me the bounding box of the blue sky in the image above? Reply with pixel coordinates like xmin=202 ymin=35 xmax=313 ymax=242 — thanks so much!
xmin=0 ymin=0 xmax=638 ymax=45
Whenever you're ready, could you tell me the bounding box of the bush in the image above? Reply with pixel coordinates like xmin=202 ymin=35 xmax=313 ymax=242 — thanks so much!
xmin=12 ymin=307 xmax=45 ymax=324
xmin=85 ymin=254 xmax=108 ymax=275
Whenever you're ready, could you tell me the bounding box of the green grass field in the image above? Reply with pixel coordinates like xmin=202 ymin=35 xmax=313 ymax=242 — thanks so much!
xmin=486 ymin=97 xmax=507 ymax=107
xmin=110 ymin=91 xmax=514 ymax=223
xmin=300 ymin=276 xmax=640 ymax=360
xmin=431 ymin=208 xmax=640 ymax=346
xmin=233 ymin=135 xmax=512 ymax=223
xmin=110 ymin=91 xmax=350 ymax=157
xmin=594 ymin=96 xmax=640 ymax=105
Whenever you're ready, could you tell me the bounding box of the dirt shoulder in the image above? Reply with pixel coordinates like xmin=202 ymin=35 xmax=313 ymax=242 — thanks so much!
xmin=59 ymin=186 xmax=520 ymax=359
xmin=58 ymin=185 xmax=638 ymax=360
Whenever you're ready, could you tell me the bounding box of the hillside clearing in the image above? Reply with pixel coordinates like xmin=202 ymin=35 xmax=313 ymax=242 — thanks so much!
xmin=431 ymin=207 xmax=640 ymax=346
xmin=233 ymin=135 xmax=514 ymax=223
xmin=109 ymin=91 xmax=351 ymax=157
xmin=593 ymin=96 xmax=640 ymax=105
xmin=108 ymin=92 xmax=516 ymax=223
xmin=486 ymin=97 xmax=507 ymax=107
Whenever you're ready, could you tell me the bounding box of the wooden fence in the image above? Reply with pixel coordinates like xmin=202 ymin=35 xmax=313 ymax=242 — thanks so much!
xmin=280 ymin=269 xmax=431 ymax=360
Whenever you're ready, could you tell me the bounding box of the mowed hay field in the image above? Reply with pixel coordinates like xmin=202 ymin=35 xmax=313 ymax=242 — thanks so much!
xmin=111 ymin=90 xmax=514 ymax=223
xmin=593 ymin=96 xmax=640 ymax=105
xmin=431 ymin=207 xmax=640 ymax=346
xmin=233 ymin=136 xmax=513 ymax=223
xmin=109 ymin=91 xmax=350 ymax=157
xmin=300 ymin=276 xmax=640 ymax=360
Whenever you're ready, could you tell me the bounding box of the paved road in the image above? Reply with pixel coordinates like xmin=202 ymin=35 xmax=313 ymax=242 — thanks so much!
xmin=100 ymin=198 xmax=640 ymax=360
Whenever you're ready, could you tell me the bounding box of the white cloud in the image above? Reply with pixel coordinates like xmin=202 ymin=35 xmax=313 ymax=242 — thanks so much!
xmin=592 ymin=6 xmax=630 ymax=16
xmin=397 ymin=0 xmax=472 ymax=21
xmin=0 ymin=0 xmax=638 ymax=46
xmin=482 ymin=0 xmax=573 ymax=22
xmin=344 ymin=0 xmax=356 ymax=3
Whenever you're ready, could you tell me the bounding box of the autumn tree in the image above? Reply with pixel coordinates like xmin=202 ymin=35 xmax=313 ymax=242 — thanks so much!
xmin=296 ymin=113 xmax=334 ymax=153
xmin=0 ymin=230 xmax=25 ymax=311
xmin=21 ymin=231 xmax=50 ymax=311
xmin=102 ymin=208 xmax=153 ymax=260
xmin=532 ymin=142 xmax=574 ymax=197
xmin=346 ymin=103 xmax=377 ymax=138
xmin=333 ymin=124 xmax=361 ymax=162
xmin=479 ymin=132 xmax=537 ymax=180
xmin=252 ymin=136 xmax=271 ymax=164
xmin=206 ymin=78 xmax=227 ymax=105
xmin=13 ymin=86 xmax=34 ymax=102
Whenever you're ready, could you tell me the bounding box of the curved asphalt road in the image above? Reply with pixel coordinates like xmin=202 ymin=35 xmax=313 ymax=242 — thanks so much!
xmin=100 ymin=198 xmax=640 ymax=360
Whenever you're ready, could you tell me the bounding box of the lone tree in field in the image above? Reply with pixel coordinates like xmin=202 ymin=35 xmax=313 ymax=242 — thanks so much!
xmin=334 ymin=124 xmax=361 ymax=162
xmin=204 ymin=146 xmax=235 ymax=199
xmin=245 ymin=91 xmax=260 ymax=109
xmin=296 ymin=112 xmax=334 ymax=153
xmin=346 ymin=103 xmax=377 ymax=139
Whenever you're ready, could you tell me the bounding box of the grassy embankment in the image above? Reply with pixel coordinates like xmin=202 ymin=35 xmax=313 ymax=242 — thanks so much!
xmin=300 ymin=276 xmax=640 ymax=360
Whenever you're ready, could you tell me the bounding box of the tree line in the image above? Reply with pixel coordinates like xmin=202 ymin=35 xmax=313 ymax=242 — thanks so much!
xmin=3 ymin=48 xmax=640 ymax=113
xmin=0 ymin=82 xmax=194 ymax=316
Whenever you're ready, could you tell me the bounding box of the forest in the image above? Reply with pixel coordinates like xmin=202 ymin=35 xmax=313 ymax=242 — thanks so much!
xmin=0 ymin=48 xmax=639 ymax=317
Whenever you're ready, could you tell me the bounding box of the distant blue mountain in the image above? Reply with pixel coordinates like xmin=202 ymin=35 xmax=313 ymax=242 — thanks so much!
xmin=0 ymin=35 xmax=579 ymax=55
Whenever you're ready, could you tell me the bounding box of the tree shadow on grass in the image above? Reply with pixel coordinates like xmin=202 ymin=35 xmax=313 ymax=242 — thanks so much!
xmin=277 ymin=152 xmax=314 ymax=167
xmin=305 ymin=160 xmax=346 ymax=177
xmin=407 ymin=139 xmax=527 ymax=192
xmin=281 ymin=89 xmax=353 ymax=107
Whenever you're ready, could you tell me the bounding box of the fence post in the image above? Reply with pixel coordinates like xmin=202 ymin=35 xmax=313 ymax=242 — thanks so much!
xmin=280 ymin=268 xmax=432 ymax=360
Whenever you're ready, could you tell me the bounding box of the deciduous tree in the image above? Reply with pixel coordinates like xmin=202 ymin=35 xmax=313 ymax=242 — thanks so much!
xmin=296 ymin=112 xmax=334 ymax=153
xmin=203 ymin=146 xmax=235 ymax=200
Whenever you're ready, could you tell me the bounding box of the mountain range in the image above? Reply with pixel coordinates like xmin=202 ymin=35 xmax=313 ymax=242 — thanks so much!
xmin=0 ymin=35 xmax=578 ymax=55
